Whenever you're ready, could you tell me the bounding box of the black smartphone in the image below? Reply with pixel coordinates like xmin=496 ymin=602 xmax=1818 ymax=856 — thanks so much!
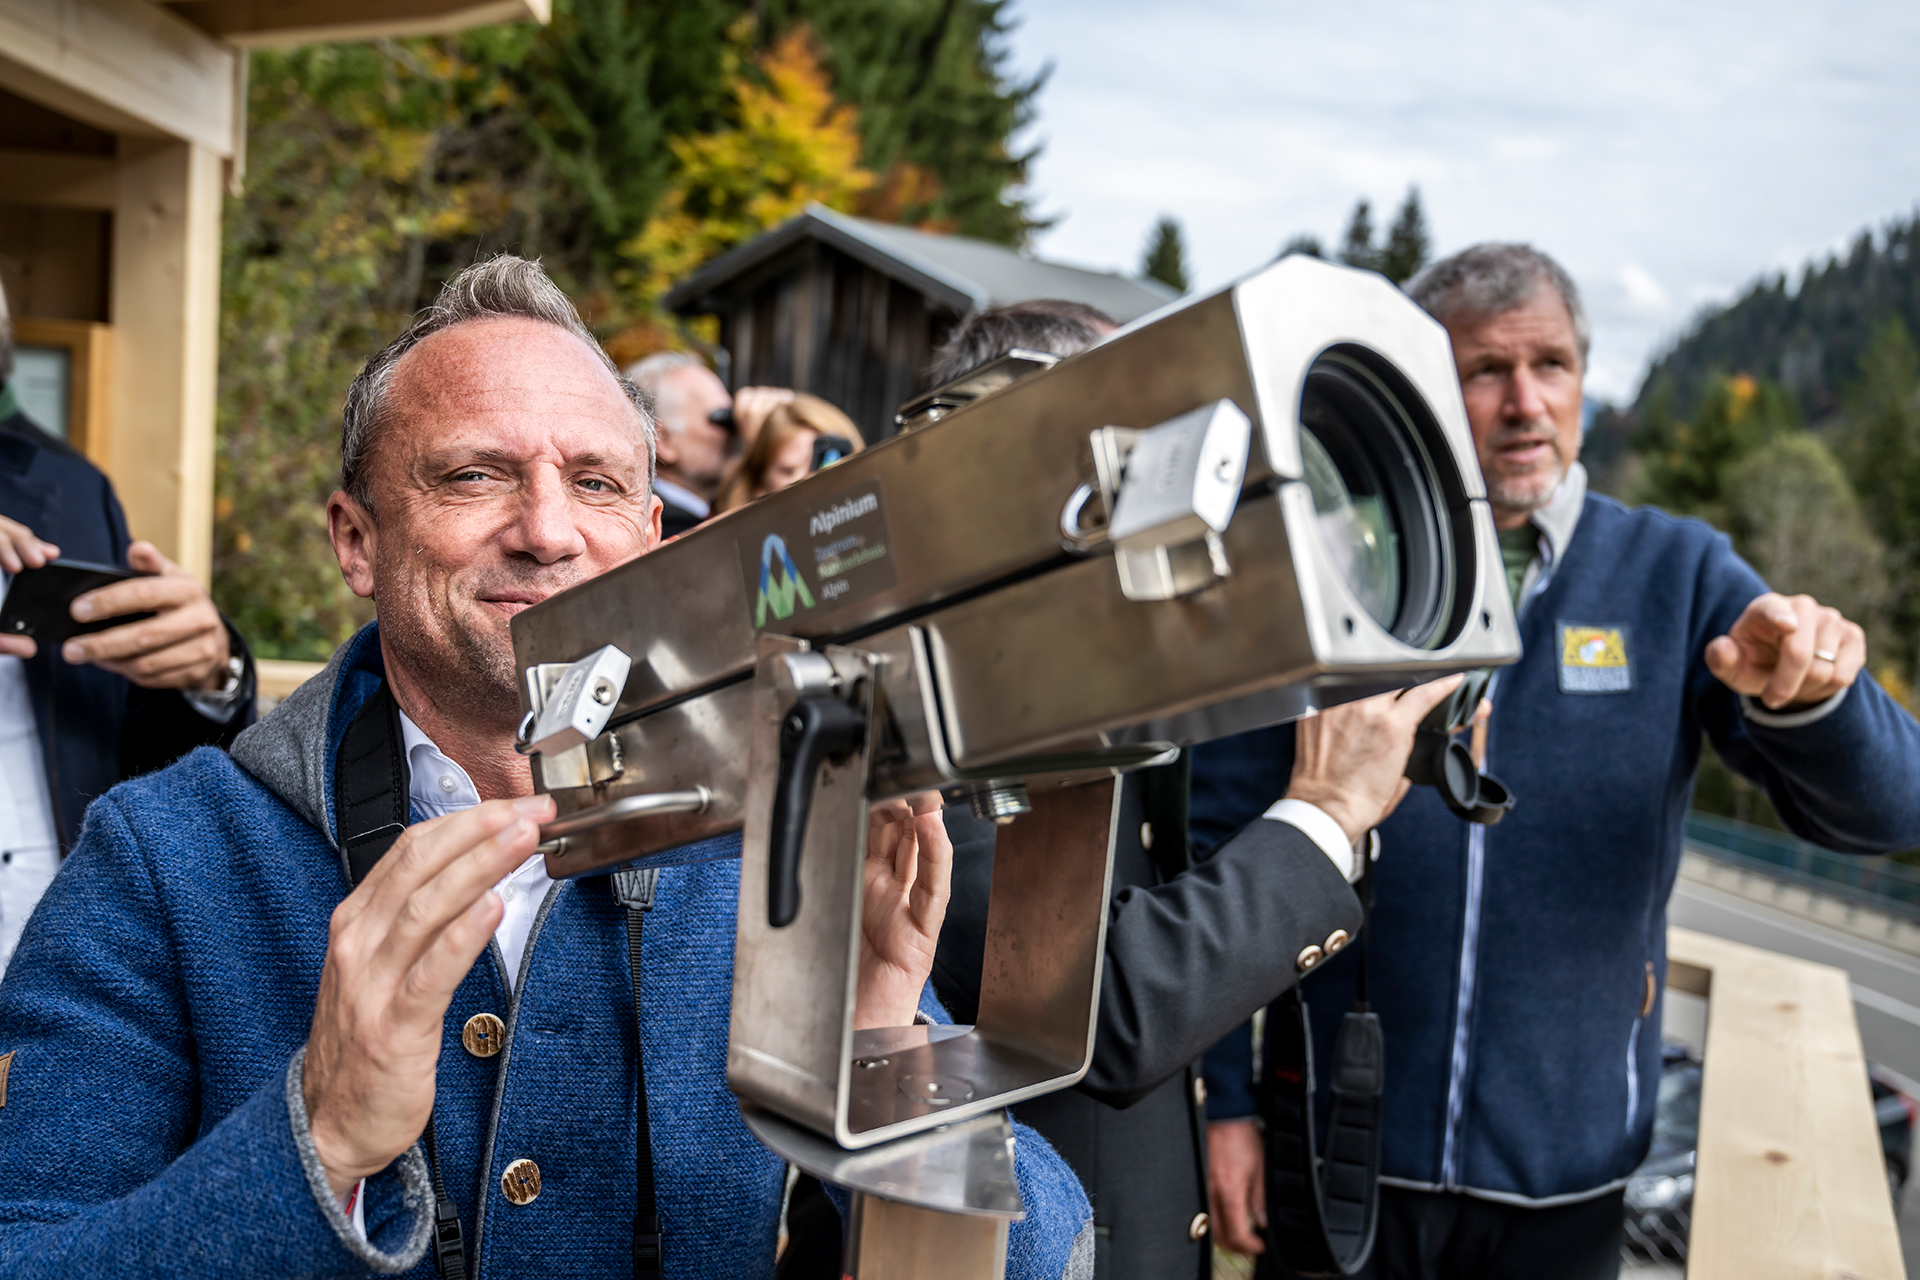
xmin=0 ymin=560 xmax=154 ymax=649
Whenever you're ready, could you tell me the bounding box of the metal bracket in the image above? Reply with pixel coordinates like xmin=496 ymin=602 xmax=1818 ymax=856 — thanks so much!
xmin=515 ymin=644 xmax=631 ymax=758
xmin=1067 ymin=400 xmax=1253 ymax=601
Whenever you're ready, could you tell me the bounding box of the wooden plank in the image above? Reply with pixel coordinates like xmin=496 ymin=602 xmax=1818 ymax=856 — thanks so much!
xmin=0 ymin=148 xmax=118 ymax=209
xmin=163 ymin=0 xmax=549 ymax=49
xmin=1671 ymin=926 xmax=1905 ymax=1279
xmin=255 ymin=658 xmax=323 ymax=709
xmin=103 ymin=136 xmax=223 ymax=582
xmin=0 ymin=0 xmax=236 ymax=155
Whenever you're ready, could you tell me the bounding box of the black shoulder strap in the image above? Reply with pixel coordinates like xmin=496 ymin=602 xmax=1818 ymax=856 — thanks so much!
xmin=612 ymin=868 xmax=665 ymax=1280
xmin=335 ymin=682 xmax=408 ymax=885
xmin=333 ymin=681 xmax=468 ymax=1280
xmin=1260 ymin=869 xmax=1383 ymax=1276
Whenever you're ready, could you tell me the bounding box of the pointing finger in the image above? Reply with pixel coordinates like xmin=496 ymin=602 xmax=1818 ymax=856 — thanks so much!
xmin=1391 ymin=672 xmax=1466 ymax=727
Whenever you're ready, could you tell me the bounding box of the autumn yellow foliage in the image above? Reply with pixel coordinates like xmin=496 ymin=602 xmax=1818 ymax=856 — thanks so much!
xmin=625 ymin=25 xmax=874 ymax=305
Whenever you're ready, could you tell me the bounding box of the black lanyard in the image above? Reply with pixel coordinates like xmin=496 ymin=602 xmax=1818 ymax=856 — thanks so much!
xmin=334 ymin=683 xmax=664 ymax=1279
xmin=1259 ymin=862 xmax=1383 ymax=1276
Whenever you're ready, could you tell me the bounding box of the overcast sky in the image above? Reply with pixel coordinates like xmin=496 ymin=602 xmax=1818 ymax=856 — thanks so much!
xmin=1005 ymin=0 xmax=1920 ymax=403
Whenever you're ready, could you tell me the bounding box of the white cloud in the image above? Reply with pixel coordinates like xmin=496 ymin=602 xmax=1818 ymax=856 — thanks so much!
xmin=1618 ymin=265 xmax=1668 ymax=314
xmin=1004 ymin=0 xmax=1920 ymax=405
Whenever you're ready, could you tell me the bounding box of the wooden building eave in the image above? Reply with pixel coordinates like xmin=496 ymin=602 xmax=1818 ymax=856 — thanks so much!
xmin=160 ymin=0 xmax=551 ymax=49
xmin=664 ymin=203 xmax=989 ymax=318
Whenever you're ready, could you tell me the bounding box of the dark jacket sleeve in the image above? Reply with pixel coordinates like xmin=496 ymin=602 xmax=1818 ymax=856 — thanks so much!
xmin=1690 ymin=533 xmax=1920 ymax=853
xmin=119 ymin=620 xmax=258 ymax=779
xmin=1079 ymin=817 xmax=1360 ymax=1108
xmin=1189 ymin=724 xmax=1298 ymax=1121
xmin=932 ymin=770 xmax=1362 ymax=1112
xmin=96 ymin=472 xmax=258 ymax=781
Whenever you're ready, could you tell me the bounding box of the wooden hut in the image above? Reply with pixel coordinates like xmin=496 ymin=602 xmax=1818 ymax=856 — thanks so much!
xmin=662 ymin=203 xmax=1177 ymax=440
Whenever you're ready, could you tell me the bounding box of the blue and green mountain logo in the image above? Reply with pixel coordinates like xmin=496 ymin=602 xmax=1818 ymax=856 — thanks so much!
xmin=755 ymin=534 xmax=816 ymax=627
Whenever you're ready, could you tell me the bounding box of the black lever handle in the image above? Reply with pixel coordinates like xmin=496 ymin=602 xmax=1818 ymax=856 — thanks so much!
xmin=768 ymin=692 xmax=866 ymax=927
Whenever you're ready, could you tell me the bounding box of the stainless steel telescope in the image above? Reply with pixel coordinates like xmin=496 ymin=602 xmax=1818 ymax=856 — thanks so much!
xmin=509 ymin=254 xmax=1520 ymax=1257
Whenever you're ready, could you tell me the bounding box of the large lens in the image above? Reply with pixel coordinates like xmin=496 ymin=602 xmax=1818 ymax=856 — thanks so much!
xmin=1298 ymin=347 xmax=1453 ymax=646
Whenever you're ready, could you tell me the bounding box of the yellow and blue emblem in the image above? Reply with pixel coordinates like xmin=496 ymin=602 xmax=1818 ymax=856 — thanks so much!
xmin=1559 ymin=623 xmax=1631 ymax=694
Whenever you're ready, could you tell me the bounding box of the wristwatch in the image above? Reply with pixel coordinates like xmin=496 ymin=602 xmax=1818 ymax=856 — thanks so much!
xmin=183 ymin=653 xmax=248 ymax=721
xmin=203 ymin=654 xmax=246 ymax=703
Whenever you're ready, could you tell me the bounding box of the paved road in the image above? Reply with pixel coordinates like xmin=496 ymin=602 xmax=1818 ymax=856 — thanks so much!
xmin=1668 ymin=876 xmax=1920 ymax=1090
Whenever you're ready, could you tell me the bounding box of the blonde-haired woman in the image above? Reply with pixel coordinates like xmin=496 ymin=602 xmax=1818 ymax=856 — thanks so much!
xmin=713 ymin=393 xmax=864 ymax=512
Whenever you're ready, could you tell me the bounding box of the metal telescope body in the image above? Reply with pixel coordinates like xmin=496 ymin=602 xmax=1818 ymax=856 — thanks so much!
xmin=509 ymin=254 xmax=1521 ymax=1269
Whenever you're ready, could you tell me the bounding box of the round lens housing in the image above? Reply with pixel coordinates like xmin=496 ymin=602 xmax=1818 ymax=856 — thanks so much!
xmin=1297 ymin=346 xmax=1456 ymax=647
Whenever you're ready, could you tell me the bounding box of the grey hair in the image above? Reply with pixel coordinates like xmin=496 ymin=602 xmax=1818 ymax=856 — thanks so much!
xmin=927 ymin=299 xmax=1118 ymax=386
xmin=1405 ymin=243 xmax=1590 ymax=363
xmin=341 ymin=254 xmax=655 ymax=512
xmin=623 ymin=351 xmax=711 ymax=437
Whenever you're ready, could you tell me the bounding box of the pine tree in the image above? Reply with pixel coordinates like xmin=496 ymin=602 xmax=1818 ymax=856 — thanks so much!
xmin=1278 ymin=233 xmax=1324 ymax=260
xmin=625 ymin=26 xmax=876 ymax=302
xmin=770 ymin=0 xmax=1045 ymax=243
xmin=1337 ymin=199 xmax=1377 ymax=271
xmin=1631 ymin=373 xmax=1799 ymax=526
xmin=1141 ymin=215 xmax=1189 ymax=294
xmin=1380 ymin=186 xmax=1431 ymax=284
xmin=1839 ymin=317 xmax=1920 ymax=679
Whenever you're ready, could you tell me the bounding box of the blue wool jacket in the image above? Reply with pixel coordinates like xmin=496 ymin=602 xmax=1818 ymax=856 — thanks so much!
xmin=0 ymin=625 xmax=1090 ymax=1276
xmin=1197 ymin=491 xmax=1920 ymax=1204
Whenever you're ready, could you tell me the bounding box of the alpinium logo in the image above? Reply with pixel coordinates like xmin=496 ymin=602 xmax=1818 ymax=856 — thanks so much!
xmin=755 ymin=534 xmax=816 ymax=627
xmin=809 ymin=492 xmax=878 ymax=537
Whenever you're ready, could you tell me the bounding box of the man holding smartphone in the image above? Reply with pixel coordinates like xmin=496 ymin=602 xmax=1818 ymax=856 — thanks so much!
xmin=0 ymin=285 xmax=255 ymax=974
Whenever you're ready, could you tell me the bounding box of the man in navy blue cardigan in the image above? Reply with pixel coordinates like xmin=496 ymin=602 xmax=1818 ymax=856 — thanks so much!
xmin=1200 ymin=243 xmax=1920 ymax=1279
xmin=0 ymin=256 xmax=1090 ymax=1277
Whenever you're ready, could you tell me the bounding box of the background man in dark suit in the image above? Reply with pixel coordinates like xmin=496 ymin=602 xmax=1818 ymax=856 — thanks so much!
xmin=0 ymin=285 xmax=254 ymax=973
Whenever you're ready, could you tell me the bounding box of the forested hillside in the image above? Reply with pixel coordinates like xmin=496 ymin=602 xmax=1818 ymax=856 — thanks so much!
xmin=214 ymin=0 xmax=1040 ymax=659
xmin=1634 ymin=212 xmax=1920 ymax=422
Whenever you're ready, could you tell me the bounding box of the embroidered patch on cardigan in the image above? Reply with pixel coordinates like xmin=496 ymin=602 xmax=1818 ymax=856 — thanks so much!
xmin=1559 ymin=623 xmax=1632 ymax=694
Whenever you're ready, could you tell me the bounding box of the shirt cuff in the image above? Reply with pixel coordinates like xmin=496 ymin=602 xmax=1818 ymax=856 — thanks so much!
xmin=1742 ymin=684 xmax=1849 ymax=729
xmin=1262 ymin=798 xmax=1358 ymax=882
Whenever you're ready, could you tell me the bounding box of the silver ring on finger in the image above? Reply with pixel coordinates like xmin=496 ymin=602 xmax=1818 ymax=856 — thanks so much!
xmin=1813 ymin=649 xmax=1838 ymax=664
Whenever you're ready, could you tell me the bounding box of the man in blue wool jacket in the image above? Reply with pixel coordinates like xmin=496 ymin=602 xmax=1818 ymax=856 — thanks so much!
xmin=0 ymin=255 xmax=1091 ymax=1278
xmin=1201 ymin=243 xmax=1920 ymax=1279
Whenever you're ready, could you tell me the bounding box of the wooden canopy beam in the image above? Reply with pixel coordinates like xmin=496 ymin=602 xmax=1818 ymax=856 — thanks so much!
xmin=162 ymin=0 xmax=550 ymax=49
xmin=0 ymin=0 xmax=237 ymax=155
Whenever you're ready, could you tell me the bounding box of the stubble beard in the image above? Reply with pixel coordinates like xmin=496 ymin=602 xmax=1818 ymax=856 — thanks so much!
xmin=1482 ymin=424 xmax=1568 ymax=524
xmin=375 ymin=554 xmax=586 ymax=735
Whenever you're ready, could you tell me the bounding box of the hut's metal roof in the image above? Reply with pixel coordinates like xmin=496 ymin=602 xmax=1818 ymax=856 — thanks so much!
xmin=662 ymin=203 xmax=1178 ymax=322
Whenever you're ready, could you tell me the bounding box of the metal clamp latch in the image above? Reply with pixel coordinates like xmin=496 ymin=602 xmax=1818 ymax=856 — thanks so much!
xmin=1063 ymin=400 xmax=1252 ymax=601
xmin=515 ymin=644 xmax=632 ymax=757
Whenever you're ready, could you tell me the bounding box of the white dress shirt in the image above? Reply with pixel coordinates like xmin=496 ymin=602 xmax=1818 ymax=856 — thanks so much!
xmin=1266 ymin=798 xmax=1362 ymax=881
xmin=0 ymin=574 xmax=67 ymax=979
xmin=396 ymin=711 xmax=552 ymax=989
xmin=649 ymin=476 xmax=710 ymax=521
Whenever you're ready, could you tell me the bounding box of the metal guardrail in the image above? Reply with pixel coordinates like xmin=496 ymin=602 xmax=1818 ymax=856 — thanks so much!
xmin=1685 ymin=811 xmax=1920 ymax=923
